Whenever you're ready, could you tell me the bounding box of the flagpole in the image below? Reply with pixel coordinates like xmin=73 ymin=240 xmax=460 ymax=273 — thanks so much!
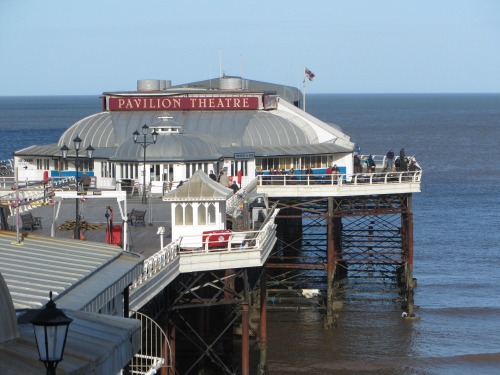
xmin=303 ymin=66 xmax=307 ymax=112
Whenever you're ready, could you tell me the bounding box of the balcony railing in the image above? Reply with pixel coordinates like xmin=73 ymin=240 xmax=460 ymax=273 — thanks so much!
xmin=256 ymin=170 xmax=422 ymax=187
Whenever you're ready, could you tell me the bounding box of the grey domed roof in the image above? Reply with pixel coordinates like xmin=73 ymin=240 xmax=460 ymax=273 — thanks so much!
xmin=58 ymin=112 xmax=116 ymax=149
xmin=111 ymin=133 xmax=222 ymax=162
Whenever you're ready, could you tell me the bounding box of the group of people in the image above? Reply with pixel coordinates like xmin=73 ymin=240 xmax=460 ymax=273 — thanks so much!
xmin=353 ymin=148 xmax=421 ymax=174
xmin=386 ymin=148 xmax=421 ymax=172
xmin=211 ymin=170 xmax=240 ymax=193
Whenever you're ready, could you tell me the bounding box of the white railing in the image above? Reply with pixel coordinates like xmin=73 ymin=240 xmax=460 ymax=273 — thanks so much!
xmin=226 ymin=177 xmax=258 ymax=214
xmin=130 ymin=241 xmax=178 ymax=291
xmin=257 ymin=170 xmax=422 ymax=187
xmin=0 ymin=176 xmax=15 ymax=189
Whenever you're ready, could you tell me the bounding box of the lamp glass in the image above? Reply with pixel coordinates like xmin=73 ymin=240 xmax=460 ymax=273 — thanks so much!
xmin=31 ymin=292 xmax=72 ymax=366
xmin=60 ymin=144 xmax=69 ymax=159
xmin=86 ymin=144 xmax=95 ymax=159
xmin=33 ymin=324 xmax=68 ymax=362
xmin=141 ymin=124 xmax=149 ymax=135
xmin=73 ymin=135 xmax=82 ymax=151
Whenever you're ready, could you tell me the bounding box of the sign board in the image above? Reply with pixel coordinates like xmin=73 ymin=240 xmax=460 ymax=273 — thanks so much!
xmin=107 ymin=96 xmax=260 ymax=111
xmin=234 ymin=152 xmax=255 ymax=159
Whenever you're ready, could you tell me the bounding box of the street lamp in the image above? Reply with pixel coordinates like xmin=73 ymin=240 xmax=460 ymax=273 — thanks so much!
xmin=31 ymin=291 xmax=73 ymax=375
xmin=133 ymin=124 xmax=158 ymax=203
xmin=61 ymin=135 xmax=94 ymax=240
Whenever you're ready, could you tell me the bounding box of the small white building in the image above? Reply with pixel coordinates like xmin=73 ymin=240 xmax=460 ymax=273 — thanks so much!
xmin=163 ymin=170 xmax=234 ymax=248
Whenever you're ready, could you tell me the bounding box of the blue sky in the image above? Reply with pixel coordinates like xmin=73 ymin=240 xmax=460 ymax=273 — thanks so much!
xmin=1 ymin=0 xmax=499 ymax=95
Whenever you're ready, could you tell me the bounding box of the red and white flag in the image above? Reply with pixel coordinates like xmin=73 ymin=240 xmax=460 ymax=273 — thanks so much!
xmin=305 ymin=67 xmax=315 ymax=81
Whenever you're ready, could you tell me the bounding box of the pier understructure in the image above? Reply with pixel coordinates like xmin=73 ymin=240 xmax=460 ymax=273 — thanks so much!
xmin=256 ymin=171 xmax=421 ymax=328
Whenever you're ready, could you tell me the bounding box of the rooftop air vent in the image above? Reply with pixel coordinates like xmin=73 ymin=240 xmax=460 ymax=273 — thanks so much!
xmin=220 ymin=77 xmax=243 ymax=90
xmin=137 ymin=80 xmax=161 ymax=92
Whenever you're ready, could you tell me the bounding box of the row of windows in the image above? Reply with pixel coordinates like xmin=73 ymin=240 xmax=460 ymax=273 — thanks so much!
xmin=256 ymin=156 xmax=331 ymax=171
xmin=175 ymin=203 xmax=217 ymax=226
xmin=42 ymin=159 xmax=94 ymax=171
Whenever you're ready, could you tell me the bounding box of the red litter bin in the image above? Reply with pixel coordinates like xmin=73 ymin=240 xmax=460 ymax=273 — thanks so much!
xmin=105 ymin=225 xmax=122 ymax=246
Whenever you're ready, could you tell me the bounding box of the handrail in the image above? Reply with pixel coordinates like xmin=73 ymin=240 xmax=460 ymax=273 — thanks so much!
xmin=256 ymin=170 xmax=422 ymax=187
xmin=226 ymin=177 xmax=258 ymax=213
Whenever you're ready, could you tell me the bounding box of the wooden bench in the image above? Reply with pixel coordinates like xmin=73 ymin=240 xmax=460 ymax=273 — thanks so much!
xmin=127 ymin=209 xmax=146 ymax=227
xmin=20 ymin=212 xmax=43 ymax=231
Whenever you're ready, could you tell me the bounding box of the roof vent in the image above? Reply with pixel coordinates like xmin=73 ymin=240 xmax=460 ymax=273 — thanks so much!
xmin=220 ymin=77 xmax=243 ymax=90
xmin=160 ymin=80 xmax=172 ymax=90
xmin=137 ymin=80 xmax=161 ymax=92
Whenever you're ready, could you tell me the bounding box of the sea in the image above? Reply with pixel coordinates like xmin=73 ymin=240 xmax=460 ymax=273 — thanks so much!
xmin=1 ymin=93 xmax=500 ymax=374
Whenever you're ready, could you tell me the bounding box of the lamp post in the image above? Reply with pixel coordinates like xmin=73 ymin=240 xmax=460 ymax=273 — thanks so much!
xmin=61 ymin=135 xmax=94 ymax=240
xmin=31 ymin=291 xmax=73 ymax=375
xmin=133 ymin=124 xmax=158 ymax=204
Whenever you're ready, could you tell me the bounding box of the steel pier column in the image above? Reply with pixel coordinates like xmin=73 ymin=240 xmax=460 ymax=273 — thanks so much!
xmin=324 ymin=197 xmax=336 ymax=329
xmin=258 ymin=273 xmax=268 ymax=375
xmin=241 ymin=303 xmax=250 ymax=375
xmin=402 ymin=206 xmax=415 ymax=317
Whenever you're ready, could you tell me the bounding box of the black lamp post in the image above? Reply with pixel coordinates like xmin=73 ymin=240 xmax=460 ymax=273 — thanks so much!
xmin=133 ymin=124 xmax=158 ymax=204
xmin=61 ymin=135 xmax=94 ymax=240
xmin=31 ymin=291 xmax=73 ymax=375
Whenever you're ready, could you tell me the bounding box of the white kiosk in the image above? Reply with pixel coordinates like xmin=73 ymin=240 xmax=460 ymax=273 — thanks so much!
xmin=162 ymin=170 xmax=233 ymax=249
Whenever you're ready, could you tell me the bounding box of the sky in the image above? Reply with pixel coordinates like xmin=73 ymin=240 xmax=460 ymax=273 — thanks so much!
xmin=1 ymin=0 xmax=499 ymax=95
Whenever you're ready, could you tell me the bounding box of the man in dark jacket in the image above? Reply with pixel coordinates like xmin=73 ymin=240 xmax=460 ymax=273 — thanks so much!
xmin=386 ymin=149 xmax=395 ymax=171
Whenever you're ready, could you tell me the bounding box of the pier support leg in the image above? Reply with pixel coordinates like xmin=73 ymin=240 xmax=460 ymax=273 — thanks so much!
xmin=241 ymin=303 xmax=250 ymax=375
xmin=168 ymin=324 xmax=175 ymax=375
xmin=402 ymin=208 xmax=415 ymax=316
xmin=324 ymin=197 xmax=337 ymax=329
xmin=258 ymin=273 xmax=268 ymax=375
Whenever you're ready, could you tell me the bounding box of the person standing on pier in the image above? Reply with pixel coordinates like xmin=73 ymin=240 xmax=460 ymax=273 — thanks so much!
xmin=209 ymin=170 xmax=217 ymax=181
xmin=399 ymin=148 xmax=408 ymax=171
xmin=218 ymin=171 xmax=229 ymax=187
xmin=366 ymin=155 xmax=376 ymax=172
xmin=354 ymin=154 xmax=362 ymax=173
xmin=385 ymin=149 xmax=395 ymax=171
xmin=81 ymin=172 xmax=91 ymax=191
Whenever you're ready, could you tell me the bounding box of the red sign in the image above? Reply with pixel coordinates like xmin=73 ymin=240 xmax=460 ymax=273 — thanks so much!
xmin=107 ymin=96 xmax=261 ymax=111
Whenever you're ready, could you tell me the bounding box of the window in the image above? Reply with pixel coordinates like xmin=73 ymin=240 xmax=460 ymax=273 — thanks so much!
xmin=175 ymin=205 xmax=183 ymax=225
xmin=198 ymin=205 xmax=206 ymax=225
xmin=207 ymin=204 xmax=216 ymax=224
xmin=185 ymin=204 xmax=193 ymax=225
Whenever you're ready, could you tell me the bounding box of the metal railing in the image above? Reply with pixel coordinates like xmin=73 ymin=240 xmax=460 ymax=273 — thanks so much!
xmin=256 ymin=170 xmax=422 ymax=187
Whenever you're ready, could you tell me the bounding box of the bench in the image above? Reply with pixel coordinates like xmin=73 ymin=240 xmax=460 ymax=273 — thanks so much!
xmin=20 ymin=212 xmax=43 ymax=231
xmin=127 ymin=209 xmax=146 ymax=227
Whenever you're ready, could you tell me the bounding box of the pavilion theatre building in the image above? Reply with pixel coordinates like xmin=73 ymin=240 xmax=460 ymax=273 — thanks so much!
xmin=14 ymin=76 xmax=356 ymax=189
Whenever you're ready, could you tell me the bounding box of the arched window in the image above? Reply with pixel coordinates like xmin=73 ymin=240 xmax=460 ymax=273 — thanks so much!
xmin=198 ymin=204 xmax=206 ymax=225
xmin=175 ymin=204 xmax=183 ymax=225
xmin=185 ymin=204 xmax=193 ymax=225
xmin=207 ymin=203 xmax=216 ymax=224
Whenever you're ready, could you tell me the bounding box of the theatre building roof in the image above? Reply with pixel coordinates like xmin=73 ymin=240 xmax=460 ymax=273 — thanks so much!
xmin=14 ymin=76 xmax=355 ymax=161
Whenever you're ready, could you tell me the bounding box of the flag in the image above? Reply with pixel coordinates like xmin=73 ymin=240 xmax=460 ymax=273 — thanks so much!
xmin=305 ymin=67 xmax=315 ymax=81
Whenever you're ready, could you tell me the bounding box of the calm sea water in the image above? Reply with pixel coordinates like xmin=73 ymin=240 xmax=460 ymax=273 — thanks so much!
xmin=1 ymin=94 xmax=500 ymax=374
